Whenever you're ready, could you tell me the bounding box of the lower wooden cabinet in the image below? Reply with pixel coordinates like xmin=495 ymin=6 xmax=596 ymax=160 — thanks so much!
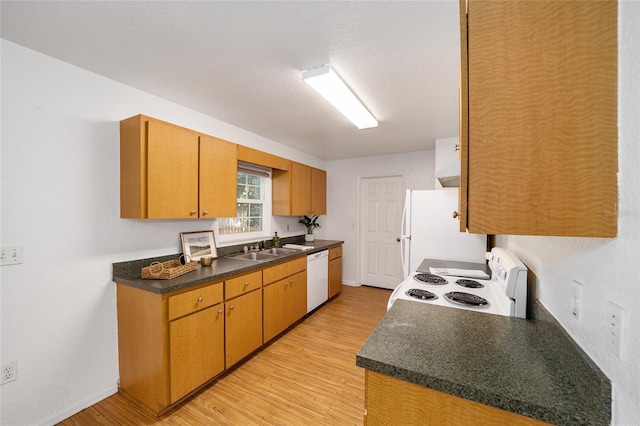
xmin=116 ymin=280 xmax=225 ymax=414
xmin=117 ymin=257 xmax=311 ymax=415
xmin=225 ymin=289 xmax=263 ymax=368
xmin=169 ymin=304 xmax=224 ymax=403
xmin=263 ymin=270 xmax=307 ymax=342
xmin=328 ymin=245 xmax=343 ymax=298
xmin=263 ymin=257 xmax=307 ymax=343
xmin=364 ymin=370 xmax=549 ymax=425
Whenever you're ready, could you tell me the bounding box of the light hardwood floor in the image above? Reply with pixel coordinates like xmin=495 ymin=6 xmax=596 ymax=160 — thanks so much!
xmin=58 ymin=285 xmax=391 ymax=425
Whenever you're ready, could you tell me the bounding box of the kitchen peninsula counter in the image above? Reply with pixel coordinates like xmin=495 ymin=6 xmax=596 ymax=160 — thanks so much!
xmin=113 ymin=239 xmax=342 ymax=294
xmin=356 ymin=300 xmax=610 ymax=425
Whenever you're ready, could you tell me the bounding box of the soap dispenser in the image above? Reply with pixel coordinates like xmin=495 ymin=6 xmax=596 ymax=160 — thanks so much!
xmin=272 ymin=232 xmax=280 ymax=248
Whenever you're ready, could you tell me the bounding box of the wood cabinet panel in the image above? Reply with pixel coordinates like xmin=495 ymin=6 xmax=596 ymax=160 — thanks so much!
xmin=263 ymin=256 xmax=306 ymax=285
xmin=284 ymin=271 xmax=307 ymax=328
xmin=264 ymin=271 xmax=306 ymax=343
xmin=225 ymin=271 xmax=262 ymax=300
xmin=237 ymin=145 xmax=290 ymax=171
xmin=199 ymin=134 xmax=237 ymax=218
xmin=364 ymin=370 xmax=549 ymax=425
xmin=291 ymin=162 xmax=312 ymax=216
xmin=311 ymin=168 xmax=327 ymax=215
xmin=116 ymin=284 xmax=169 ymax=412
xmin=147 ymin=119 xmax=200 ymax=218
xmin=169 ymin=304 xmax=224 ymax=403
xmin=328 ymin=246 xmax=342 ymax=260
xmin=225 ymin=289 xmax=263 ymax=367
xmin=460 ymin=0 xmax=617 ymax=237
xmin=328 ymin=256 xmax=342 ymax=299
xmin=263 ymin=279 xmax=287 ymax=343
xmin=168 ymin=282 xmax=223 ymax=321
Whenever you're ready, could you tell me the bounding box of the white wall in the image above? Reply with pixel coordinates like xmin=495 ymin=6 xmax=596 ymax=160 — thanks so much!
xmin=494 ymin=3 xmax=640 ymax=425
xmin=324 ymin=150 xmax=435 ymax=285
xmin=0 ymin=40 xmax=324 ymax=425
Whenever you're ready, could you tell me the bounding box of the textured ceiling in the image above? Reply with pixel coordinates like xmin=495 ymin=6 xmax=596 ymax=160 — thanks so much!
xmin=1 ymin=1 xmax=461 ymax=161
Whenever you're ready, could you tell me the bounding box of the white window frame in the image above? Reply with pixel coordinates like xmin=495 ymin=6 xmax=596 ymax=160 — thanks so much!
xmin=216 ymin=164 xmax=272 ymax=246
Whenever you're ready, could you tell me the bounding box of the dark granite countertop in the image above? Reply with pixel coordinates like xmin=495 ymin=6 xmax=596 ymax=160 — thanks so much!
xmin=356 ymin=300 xmax=610 ymax=425
xmin=113 ymin=239 xmax=343 ymax=294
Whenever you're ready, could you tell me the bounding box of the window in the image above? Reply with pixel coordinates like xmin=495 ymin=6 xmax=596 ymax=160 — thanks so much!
xmin=218 ymin=163 xmax=271 ymax=241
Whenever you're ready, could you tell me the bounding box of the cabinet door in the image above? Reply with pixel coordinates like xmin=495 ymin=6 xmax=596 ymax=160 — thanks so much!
xmin=225 ymin=289 xmax=263 ymax=367
xmin=462 ymin=0 xmax=617 ymax=237
xmin=147 ymin=119 xmax=199 ymax=218
xmin=311 ymin=168 xmax=327 ymax=215
xmin=329 ymin=257 xmax=342 ymax=299
xmin=263 ymin=281 xmax=286 ymax=343
xmin=199 ymin=134 xmax=237 ymax=218
xmin=169 ymin=304 xmax=224 ymax=403
xmin=290 ymin=162 xmax=312 ymax=216
xmin=285 ymin=271 xmax=307 ymax=326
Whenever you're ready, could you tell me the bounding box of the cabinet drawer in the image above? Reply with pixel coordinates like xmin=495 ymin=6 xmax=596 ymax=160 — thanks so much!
xmin=225 ymin=271 xmax=263 ymax=300
xmin=263 ymin=257 xmax=306 ymax=285
xmin=168 ymin=282 xmax=223 ymax=320
xmin=329 ymin=246 xmax=342 ymax=260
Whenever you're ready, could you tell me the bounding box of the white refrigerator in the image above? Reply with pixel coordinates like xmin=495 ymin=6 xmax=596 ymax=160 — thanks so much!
xmin=399 ymin=190 xmax=487 ymax=279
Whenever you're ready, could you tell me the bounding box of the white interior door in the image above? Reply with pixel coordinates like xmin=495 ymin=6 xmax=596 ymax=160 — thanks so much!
xmin=359 ymin=176 xmax=403 ymax=289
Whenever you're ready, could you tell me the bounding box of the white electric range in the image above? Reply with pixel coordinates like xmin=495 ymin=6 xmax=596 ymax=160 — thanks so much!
xmin=387 ymin=247 xmax=528 ymax=318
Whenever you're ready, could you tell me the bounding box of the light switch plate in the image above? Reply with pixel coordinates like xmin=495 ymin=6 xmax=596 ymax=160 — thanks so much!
xmin=1 ymin=246 xmax=24 ymax=266
xmin=606 ymin=301 xmax=625 ymax=359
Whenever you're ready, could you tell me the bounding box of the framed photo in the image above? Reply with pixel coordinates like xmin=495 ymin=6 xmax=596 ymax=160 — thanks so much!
xmin=180 ymin=230 xmax=217 ymax=261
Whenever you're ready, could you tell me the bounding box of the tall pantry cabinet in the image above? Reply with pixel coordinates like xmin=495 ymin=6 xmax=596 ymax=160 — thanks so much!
xmin=459 ymin=0 xmax=618 ymax=237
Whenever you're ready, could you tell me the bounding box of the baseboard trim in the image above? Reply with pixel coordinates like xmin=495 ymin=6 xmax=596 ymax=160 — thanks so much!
xmin=38 ymin=384 xmax=118 ymax=425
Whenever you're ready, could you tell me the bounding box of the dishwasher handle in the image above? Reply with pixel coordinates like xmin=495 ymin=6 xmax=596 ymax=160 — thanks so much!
xmin=308 ymin=250 xmax=328 ymax=260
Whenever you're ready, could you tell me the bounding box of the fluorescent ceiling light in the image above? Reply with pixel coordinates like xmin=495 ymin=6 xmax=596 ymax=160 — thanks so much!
xmin=302 ymin=65 xmax=378 ymax=130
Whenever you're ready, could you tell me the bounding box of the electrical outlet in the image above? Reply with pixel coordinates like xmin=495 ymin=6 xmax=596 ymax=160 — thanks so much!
xmin=606 ymin=301 xmax=625 ymax=359
xmin=1 ymin=361 xmax=17 ymax=385
xmin=1 ymin=246 xmax=24 ymax=266
xmin=570 ymin=280 xmax=582 ymax=321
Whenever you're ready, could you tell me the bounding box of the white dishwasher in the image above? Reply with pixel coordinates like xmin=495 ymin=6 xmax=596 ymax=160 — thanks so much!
xmin=306 ymin=250 xmax=328 ymax=313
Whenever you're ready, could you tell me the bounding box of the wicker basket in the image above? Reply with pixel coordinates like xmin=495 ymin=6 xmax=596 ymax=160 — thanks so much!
xmin=141 ymin=259 xmax=197 ymax=280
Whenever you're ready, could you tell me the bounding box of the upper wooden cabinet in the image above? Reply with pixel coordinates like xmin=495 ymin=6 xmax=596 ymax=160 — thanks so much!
xmin=459 ymin=0 xmax=617 ymax=237
xmin=120 ymin=115 xmax=237 ymax=219
xmin=199 ymin=134 xmax=238 ymax=218
xmin=273 ymin=162 xmax=327 ymax=216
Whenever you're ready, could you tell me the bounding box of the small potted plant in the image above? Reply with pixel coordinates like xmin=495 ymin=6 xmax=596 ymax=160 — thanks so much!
xmin=299 ymin=215 xmax=321 ymax=242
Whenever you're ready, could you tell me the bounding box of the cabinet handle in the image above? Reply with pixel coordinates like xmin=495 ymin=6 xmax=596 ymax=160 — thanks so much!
xmin=244 ymin=282 xmax=249 ymax=287
xmin=454 ymin=144 xmax=460 ymax=152
xmin=217 ymin=309 xmax=223 ymax=315
xmin=284 ymin=282 xmax=289 ymax=287
xmin=197 ymin=297 xmax=203 ymax=302
xmin=453 ymin=211 xmax=460 ymax=219
xmin=290 ymin=280 xmax=294 ymax=286
xmin=190 ymin=210 xmax=197 ymax=215
xmin=202 ymin=210 xmax=209 ymax=216
xmin=229 ymin=305 xmax=235 ymax=311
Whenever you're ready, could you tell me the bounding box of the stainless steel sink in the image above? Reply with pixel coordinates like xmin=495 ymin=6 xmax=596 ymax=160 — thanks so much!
xmin=228 ymin=251 xmax=280 ymax=262
xmin=227 ymin=247 xmax=302 ymax=262
xmin=268 ymin=247 xmax=300 ymax=255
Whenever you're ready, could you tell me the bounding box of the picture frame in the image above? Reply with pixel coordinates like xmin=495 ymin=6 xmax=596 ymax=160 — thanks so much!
xmin=180 ymin=230 xmax=217 ymax=261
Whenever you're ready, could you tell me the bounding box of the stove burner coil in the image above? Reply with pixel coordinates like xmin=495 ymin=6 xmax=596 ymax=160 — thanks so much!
xmin=405 ymin=289 xmax=438 ymax=300
xmin=455 ymin=279 xmax=484 ymax=289
xmin=413 ymin=273 xmax=447 ymax=285
xmin=444 ymin=291 xmax=488 ymax=307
